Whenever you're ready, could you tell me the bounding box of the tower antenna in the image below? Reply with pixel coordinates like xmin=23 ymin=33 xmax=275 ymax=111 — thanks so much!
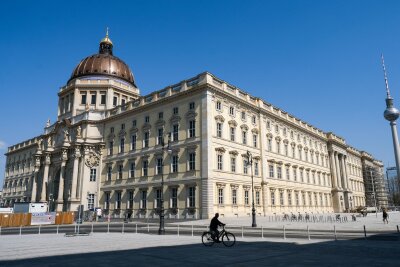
xmin=382 ymin=54 xmax=391 ymax=98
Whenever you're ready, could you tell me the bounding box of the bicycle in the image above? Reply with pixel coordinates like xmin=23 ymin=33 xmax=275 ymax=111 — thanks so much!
xmin=202 ymin=225 xmax=236 ymax=247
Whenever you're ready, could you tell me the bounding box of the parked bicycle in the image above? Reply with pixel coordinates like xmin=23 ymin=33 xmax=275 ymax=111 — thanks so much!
xmin=202 ymin=225 xmax=236 ymax=247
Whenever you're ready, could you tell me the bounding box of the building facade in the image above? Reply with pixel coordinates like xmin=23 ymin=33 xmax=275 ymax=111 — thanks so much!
xmin=2 ymin=34 xmax=387 ymax=218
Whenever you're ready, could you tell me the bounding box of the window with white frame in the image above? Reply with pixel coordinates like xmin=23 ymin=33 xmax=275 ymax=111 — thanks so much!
xmin=280 ymin=191 xmax=284 ymax=206
xmin=256 ymin=191 xmax=260 ymax=205
xmin=143 ymin=160 xmax=148 ymax=176
xmin=216 ymin=122 xmax=222 ymax=138
xmin=127 ymin=190 xmax=134 ymax=209
xmin=252 ymin=115 xmax=256 ymax=124
xmin=140 ymin=190 xmax=147 ymax=209
xmin=269 ymin=165 xmax=274 ymax=178
xmin=241 ymin=111 xmax=246 ymax=120
xmin=171 ymin=188 xmax=178 ymax=208
xmin=90 ymin=168 xmax=96 ymax=182
xmin=286 ymin=167 xmax=290 ymax=180
xmin=295 ymin=192 xmax=299 ymax=206
xmin=277 ymin=166 xmax=282 ymax=179
xmin=189 ymin=102 xmax=195 ymax=110
xmin=188 ymin=187 xmax=196 ymax=207
xmin=229 ymin=106 xmax=234 ymax=116
xmin=158 ymin=112 xmax=164 ymax=119
xmin=189 ymin=153 xmax=196 ymax=171
xmin=302 ymin=192 xmax=306 ymax=206
xmin=130 ymin=162 xmax=135 ymax=178
xmin=144 ymin=132 xmax=150 ymax=148
xmin=131 ymin=134 xmax=137 ymax=150
xmin=116 ymin=191 xmax=122 ymax=209
xmin=266 ymin=120 xmax=271 ymax=129
xmin=267 ymin=138 xmax=272 ymax=151
xmin=254 ymin=161 xmax=259 ymax=176
xmin=105 ymin=192 xmax=110 ymax=209
xmin=232 ymin=189 xmax=237 ymax=205
xmin=244 ymin=190 xmax=249 ymax=205
xmin=253 ymin=134 xmax=257 ymax=147
xmin=88 ymin=193 xmax=95 ymax=210
xmin=242 ymin=131 xmax=247 ymax=145
xmin=217 ymin=154 xmax=223 ymax=170
xmin=173 ymin=107 xmax=179 ymax=114
xmin=145 ymin=116 xmax=150 ymax=123
xmin=108 ymin=141 xmax=113 ymax=155
xmin=243 ymin=160 xmax=248 ymax=174
xmin=132 ymin=120 xmax=137 ymax=127
xmin=300 ymin=169 xmax=304 ymax=182
xmin=271 ymin=190 xmax=275 ymax=205
xmin=288 ymin=191 xmax=292 ymax=206
xmin=306 ymin=171 xmax=310 ymax=183
xmin=107 ymin=166 xmax=112 ymax=181
xmin=230 ymin=127 xmax=235 ymax=141
xmin=156 ymin=158 xmax=163 ymax=175
xmin=157 ymin=128 xmax=164 ymax=145
xmin=218 ymin=188 xmax=224 ymax=204
xmin=156 ymin=189 xmax=162 ymax=208
xmin=231 ymin=157 xmax=236 ymax=172
xmin=172 ymin=155 xmax=178 ymax=173
xmin=293 ymin=168 xmax=297 ymax=181
xmin=216 ymin=101 xmax=222 ymax=111
xmin=284 ymin=144 xmax=288 ymax=156
xmin=120 ymin=138 xmax=125 ymax=153
xmin=173 ymin=124 xmax=179 ymax=141
xmin=276 ymin=140 xmax=281 ymax=154
xmin=189 ymin=120 xmax=195 ymax=138
xmin=292 ymin=146 xmax=295 ymax=158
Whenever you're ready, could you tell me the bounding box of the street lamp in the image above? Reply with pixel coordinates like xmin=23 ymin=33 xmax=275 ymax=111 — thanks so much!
xmin=159 ymin=133 xmax=172 ymax=235
xmin=246 ymin=151 xmax=257 ymax=227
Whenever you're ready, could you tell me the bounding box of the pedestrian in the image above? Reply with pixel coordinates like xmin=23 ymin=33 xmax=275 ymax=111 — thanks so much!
xmin=383 ymin=209 xmax=389 ymax=224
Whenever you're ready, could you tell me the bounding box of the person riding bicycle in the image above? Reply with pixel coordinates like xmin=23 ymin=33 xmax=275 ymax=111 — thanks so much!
xmin=210 ymin=213 xmax=225 ymax=243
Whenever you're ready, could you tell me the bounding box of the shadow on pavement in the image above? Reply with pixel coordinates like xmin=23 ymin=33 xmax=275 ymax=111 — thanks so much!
xmin=1 ymin=234 xmax=400 ymax=267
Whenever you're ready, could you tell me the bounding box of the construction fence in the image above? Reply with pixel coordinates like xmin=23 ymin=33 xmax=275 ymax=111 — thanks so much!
xmin=0 ymin=212 xmax=74 ymax=227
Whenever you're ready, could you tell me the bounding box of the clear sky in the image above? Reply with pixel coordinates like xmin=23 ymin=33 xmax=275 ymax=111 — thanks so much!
xmin=1 ymin=0 xmax=400 ymax=187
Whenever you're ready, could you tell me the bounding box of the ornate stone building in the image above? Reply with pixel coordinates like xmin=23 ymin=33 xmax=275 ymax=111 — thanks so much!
xmin=1 ymin=33 xmax=387 ymax=218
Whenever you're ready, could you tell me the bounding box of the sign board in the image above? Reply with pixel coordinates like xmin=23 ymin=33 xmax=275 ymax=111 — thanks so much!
xmin=31 ymin=212 xmax=56 ymax=225
xmin=0 ymin=208 xmax=13 ymax=214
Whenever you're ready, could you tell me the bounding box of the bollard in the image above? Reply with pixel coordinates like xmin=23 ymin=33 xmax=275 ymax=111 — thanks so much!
xmin=262 ymin=226 xmax=264 ymax=238
xmin=192 ymin=224 xmax=194 ymax=237
xmin=0 ymin=226 xmax=2 ymax=236
xmin=57 ymin=225 xmax=59 ymax=235
xmin=107 ymin=223 xmax=110 ymax=234
xmin=363 ymin=225 xmax=367 ymax=240
xmin=397 ymin=225 xmax=399 ymax=234
xmin=74 ymin=224 xmax=77 ymax=233
xmin=334 ymin=225 xmax=337 ymax=241
xmin=148 ymin=223 xmax=150 ymax=233
xmin=122 ymin=223 xmax=125 ymax=234
xmin=91 ymin=223 xmax=94 ymax=234
xmin=39 ymin=225 xmax=41 ymax=235
xmin=178 ymin=225 xmax=180 ymax=236
xmin=136 ymin=223 xmax=138 ymax=234
xmin=307 ymin=226 xmax=310 ymax=240
xmin=19 ymin=226 xmax=22 ymax=236
xmin=242 ymin=226 xmax=244 ymax=238
xmin=283 ymin=226 xmax=286 ymax=240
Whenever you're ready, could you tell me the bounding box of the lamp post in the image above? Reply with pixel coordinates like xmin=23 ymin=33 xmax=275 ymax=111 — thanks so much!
xmin=159 ymin=133 xmax=171 ymax=235
xmin=247 ymin=151 xmax=257 ymax=227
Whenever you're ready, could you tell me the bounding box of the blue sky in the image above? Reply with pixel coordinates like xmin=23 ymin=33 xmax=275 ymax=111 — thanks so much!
xmin=1 ymin=0 xmax=400 ymax=186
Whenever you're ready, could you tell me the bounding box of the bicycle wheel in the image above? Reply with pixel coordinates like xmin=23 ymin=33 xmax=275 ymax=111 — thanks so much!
xmin=202 ymin=232 xmax=215 ymax=246
xmin=222 ymin=232 xmax=236 ymax=247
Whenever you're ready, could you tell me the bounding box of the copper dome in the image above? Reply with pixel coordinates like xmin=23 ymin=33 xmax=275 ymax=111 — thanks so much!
xmin=68 ymin=33 xmax=137 ymax=87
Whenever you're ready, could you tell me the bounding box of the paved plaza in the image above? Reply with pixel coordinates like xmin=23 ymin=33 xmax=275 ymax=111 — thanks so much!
xmin=0 ymin=212 xmax=399 ymax=266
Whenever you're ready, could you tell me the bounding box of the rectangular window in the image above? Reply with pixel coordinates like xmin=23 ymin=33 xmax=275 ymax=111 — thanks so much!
xmin=277 ymin=166 xmax=282 ymax=179
xmin=158 ymin=112 xmax=163 ymax=119
xmin=292 ymin=147 xmax=295 ymax=158
xmin=173 ymin=124 xmax=179 ymax=141
xmin=232 ymin=189 xmax=237 ymax=205
xmin=293 ymin=168 xmax=297 ymax=181
xmin=118 ymin=164 xmax=123 ymax=179
xmin=121 ymin=98 xmax=126 ymax=105
xmin=244 ymin=190 xmax=249 ymax=205
xmin=252 ymin=115 xmax=256 ymax=124
xmin=267 ymin=139 xmax=272 ymax=151
xmin=88 ymin=194 xmax=95 ymax=210
xmin=132 ymin=120 xmax=137 ymax=127
xmin=156 ymin=158 xmax=163 ymax=175
xmin=295 ymin=192 xmax=300 ymax=206
xmin=189 ymin=187 xmax=196 ymax=207
xmin=128 ymin=191 xmax=134 ymax=209
xmin=271 ymin=191 xmax=275 ymax=205
xmin=217 ymin=154 xmax=223 ymax=170
xmin=216 ymin=101 xmax=221 ymax=111
xmin=81 ymin=93 xmax=87 ymax=105
xmin=231 ymin=157 xmax=236 ymax=172
xmin=121 ymin=123 xmax=125 ymax=130
xmin=253 ymin=134 xmax=257 ymax=147
xmin=229 ymin=106 xmax=234 ymax=115
xmin=284 ymin=144 xmax=288 ymax=156
xmin=116 ymin=191 xmax=122 ymax=209
xmin=243 ymin=160 xmax=248 ymax=174
xmin=189 ymin=120 xmax=195 ymax=138
xmin=256 ymin=191 xmax=260 ymax=205
xmin=171 ymin=188 xmax=178 ymax=208
xmin=255 ymin=162 xmax=259 ymax=176
xmin=144 ymin=132 xmax=149 ymax=148
xmin=286 ymin=167 xmax=290 ymax=180
xmin=288 ymin=191 xmax=292 ymax=206
xmin=101 ymin=94 xmax=106 ymax=105
xmin=109 ymin=141 xmax=113 ymax=155
xmin=107 ymin=166 xmax=112 ymax=181
xmin=242 ymin=131 xmax=247 ymax=144
xmin=280 ymin=191 xmax=284 ymax=206
xmin=131 ymin=135 xmax=137 ymax=150
xmin=90 ymin=168 xmax=96 ymax=182
xmin=105 ymin=192 xmax=110 ymax=209
xmin=113 ymin=96 xmax=118 ymax=106
xmin=241 ymin=111 xmax=246 ymax=120
xmin=300 ymin=169 xmax=304 ymax=182
xmin=230 ymin=127 xmax=235 ymax=141
xmin=141 ymin=190 xmax=147 ymax=209
xmin=89 ymin=93 xmax=96 ymax=105
xmin=156 ymin=189 xmax=162 ymax=208
xmin=189 ymin=102 xmax=195 ymax=110
xmin=216 ymin=123 xmax=222 ymax=138
xmin=145 ymin=116 xmax=150 ymax=123
xmin=120 ymin=138 xmax=125 ymax=153
xmin=173 ymin=107 xmax=179 ymax=114
xmin=269 ymin=165 xmax=274 ymax=178
xmin=189 ymin=153 xmax=196 ymax=170
xmin=276 ymin=141 xmax=281 ymax=154
xmin=218 ymin=188 xmax=224 ymax=204
xmin=143 ymin=160 xmax=148 ymax=176
xmin=172 ymin=155 xmax=178 ymax=173
xmin=158 ymin=128 xmax=164 ymax=145
xmin=130 ymin=162 xmax=135 ymax=178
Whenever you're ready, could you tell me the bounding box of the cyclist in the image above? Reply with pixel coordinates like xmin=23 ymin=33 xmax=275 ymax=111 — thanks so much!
xmin=210 ymin=213 xmax=225 ymax=243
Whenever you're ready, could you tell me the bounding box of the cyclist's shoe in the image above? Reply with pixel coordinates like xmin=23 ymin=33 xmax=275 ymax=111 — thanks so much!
xmin=215 ymin=240 xmax=221 ymax=243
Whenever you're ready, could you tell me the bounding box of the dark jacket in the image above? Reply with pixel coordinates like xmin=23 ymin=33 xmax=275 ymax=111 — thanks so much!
xmin=210 ymin=217 xmax=223 ymax=230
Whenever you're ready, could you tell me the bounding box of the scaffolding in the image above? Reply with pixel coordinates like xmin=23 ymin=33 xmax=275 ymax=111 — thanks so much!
xmin=362 ymin=166 xmax=389 ymax=209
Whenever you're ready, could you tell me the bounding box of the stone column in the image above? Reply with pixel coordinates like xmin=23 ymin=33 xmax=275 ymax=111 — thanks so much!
xmin=328 ymin=151 xmax=338 ymax=188
xmin=71 ymin=147 xmax=81 ymax=200
xmin=57 ymin=149 xmax=68 ymax=207
xmin=342 ymin=156 xmax=349 ymax=190
xmin=261 ymin=182 xmax=268 ymax=215
xmin=31 ymin=172 xmax=38 ymax=202
xmin=40 ymin=154 xmax=51 ymax=202
xmin=334 ymin=153 xmax=342 ymax=189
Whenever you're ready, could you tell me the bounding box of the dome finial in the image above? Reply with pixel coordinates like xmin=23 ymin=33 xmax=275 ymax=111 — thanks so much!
xmin=99 ymin=28 xmax=113 ymax=55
